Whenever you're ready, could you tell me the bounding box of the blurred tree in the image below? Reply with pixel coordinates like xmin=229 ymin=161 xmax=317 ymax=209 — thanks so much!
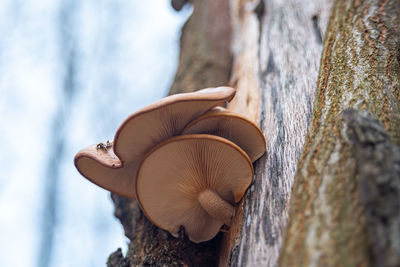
xmin=108 ymin=0 xmax=400 ymax=266
xmin=38 ymin=1 xmax=78 ymax=267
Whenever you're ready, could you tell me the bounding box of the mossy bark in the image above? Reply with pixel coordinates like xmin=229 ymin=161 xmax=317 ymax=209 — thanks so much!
xmin=279 ymin=1 xmax=400 ymax=266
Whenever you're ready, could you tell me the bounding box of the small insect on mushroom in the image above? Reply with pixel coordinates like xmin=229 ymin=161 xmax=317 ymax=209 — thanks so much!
xmin=74 ymin=86 xmax=236 ymax=198
xmin=74 ymin=86 xmax=267 ymax=243
xmin=96 ymin=143 xmax=106 ymax=150
xmin=96 ymin=140 xmax=112 ymax=151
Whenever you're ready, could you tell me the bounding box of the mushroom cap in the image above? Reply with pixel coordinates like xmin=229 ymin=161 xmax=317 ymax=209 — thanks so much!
xmin=135 ymin=134 xmax=254 ymax=243
xmin=114 ymin=86 xmax=236 ymax=162
xmin=74 ymin=142 xmax=140 ymax=197
xmin=182 ymin=107 xmax=266 ymax=162
xmin=74 ymin=87 xmax=236 ymax=198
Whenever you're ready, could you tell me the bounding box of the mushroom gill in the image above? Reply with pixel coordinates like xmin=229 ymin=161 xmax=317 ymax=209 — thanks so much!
xmin=182 ymin=107 xmax=266 ymax=162
xmin=135 ymin=134 xmax=254 ymax=243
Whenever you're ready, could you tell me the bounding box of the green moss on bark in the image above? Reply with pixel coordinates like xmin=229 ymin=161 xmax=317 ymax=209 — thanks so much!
xmin=280 ymin=0 xmax=400 ymax=266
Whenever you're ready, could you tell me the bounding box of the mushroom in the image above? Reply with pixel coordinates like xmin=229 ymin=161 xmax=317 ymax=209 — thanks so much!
xmin=182 ymin=107 xmax=266 ymax=162
xmin=74 ymin=86 xmax=236 ymax=198
xmin=74 ymin=141 xmax=140 ymax=196
xmin=135 ymin=134 xmax=254 ymax=243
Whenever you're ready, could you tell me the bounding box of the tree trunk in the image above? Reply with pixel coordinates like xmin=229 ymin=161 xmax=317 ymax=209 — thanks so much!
xmin=108 ymin=0 xmax=400 ymax=266
xmin=219 ymin=1 xmax=333 ymax=265
xmin=279 ymin=0 xmax=400 ymax=266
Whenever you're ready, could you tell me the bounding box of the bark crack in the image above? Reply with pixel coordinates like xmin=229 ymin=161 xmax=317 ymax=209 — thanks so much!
xmin=342 ymin=109 xmax=400 ymax=267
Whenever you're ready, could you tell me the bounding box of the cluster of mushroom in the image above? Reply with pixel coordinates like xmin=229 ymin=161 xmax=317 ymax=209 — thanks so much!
xmin=74 ymin=86 xmax=266 ymax=243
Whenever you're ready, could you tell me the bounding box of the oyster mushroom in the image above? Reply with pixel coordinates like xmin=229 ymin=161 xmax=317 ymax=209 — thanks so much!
xmin=74 ymin=87 xmax=236 ymax=198
xmin=73 ymin=142 xmax=140 ymax=197
xmin=135 ymin=134 xmax=254 ymax=243
xmin=182 ymin=107 xmax=266 ymax=161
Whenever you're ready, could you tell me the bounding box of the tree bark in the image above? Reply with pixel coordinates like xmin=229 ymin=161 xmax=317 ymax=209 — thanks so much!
xmin=219 ymin=0 xmax=333 ymax=265
xmin=108 ymin=0 xmax=400 ymax=266
xmin=279 ymin=0 xmax=400 ymax=266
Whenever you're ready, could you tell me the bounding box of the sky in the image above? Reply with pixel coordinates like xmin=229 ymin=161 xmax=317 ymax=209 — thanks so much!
xmin=0 ymin=1 xmax=190 ymax=266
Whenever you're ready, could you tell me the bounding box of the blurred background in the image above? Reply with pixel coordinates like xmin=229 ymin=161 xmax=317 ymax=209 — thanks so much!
xmin=0 ymin=0 xmax=191 ymax=266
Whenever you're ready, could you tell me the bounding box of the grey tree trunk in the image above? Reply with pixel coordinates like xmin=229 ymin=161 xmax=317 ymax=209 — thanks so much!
xmin=108 ymin=0 xmax=400 ymax=266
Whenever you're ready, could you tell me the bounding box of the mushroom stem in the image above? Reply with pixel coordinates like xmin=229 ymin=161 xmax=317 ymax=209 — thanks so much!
xmin=198 ymin=189 xmax=234 ymax=226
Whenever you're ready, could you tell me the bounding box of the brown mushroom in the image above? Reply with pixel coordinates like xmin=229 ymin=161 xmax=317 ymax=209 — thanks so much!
xmin=74 ymin=141 xmax=140 ymax=196
xmin=74 ymin=87 xmax=236 ymax=198
xmin=182 ymin=107 xmax=266 ymax=162
xmin=135 ymin=134 xmax=254 ymax=243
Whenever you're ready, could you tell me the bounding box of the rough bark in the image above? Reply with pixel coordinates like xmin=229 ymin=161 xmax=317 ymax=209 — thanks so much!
xmin=342 ymin=109 xmax=400 ymax=267
xmin=169 ymin=0 xmax=232 ymax=95
xmin=220 ymin=1 xmax=332 ymax=265
xmin=108 ymin=0 xmax=232 ymax=266
xmin=279 ymin=0 xmax=400 ymax=266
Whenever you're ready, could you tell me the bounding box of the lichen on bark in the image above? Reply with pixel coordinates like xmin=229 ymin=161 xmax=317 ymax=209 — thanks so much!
xmin=280 ymin=0 xmax=400 ymax=266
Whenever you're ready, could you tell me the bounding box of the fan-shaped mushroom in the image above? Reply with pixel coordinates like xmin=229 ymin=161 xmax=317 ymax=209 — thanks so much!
xmin=182 ymin=107 xmax=266 ymax=161
xmin=74 ymin=87 xmax=236 ymax=198
xmin=73 ymin=142 xmax=141 ymax=197
xmin=135 ymin=134 xmax=254 ymax=243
